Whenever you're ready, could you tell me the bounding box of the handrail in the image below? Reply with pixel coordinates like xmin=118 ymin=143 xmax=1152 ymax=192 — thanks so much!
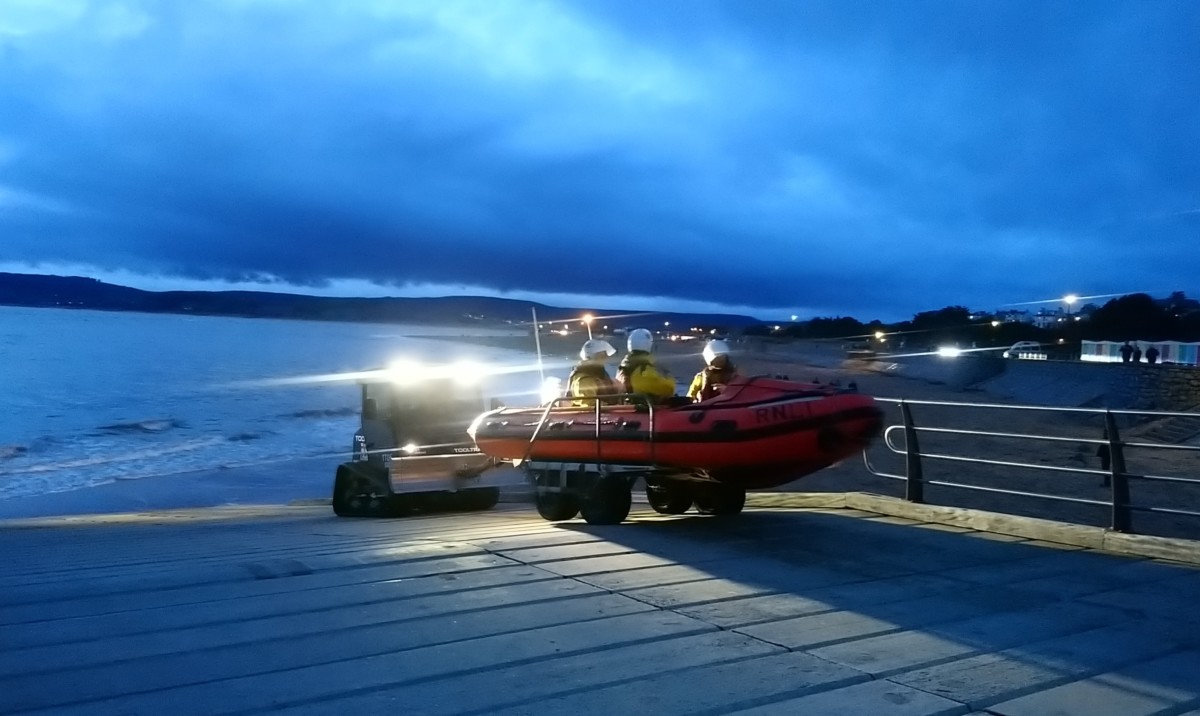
xmin=519 ymin=392 xmax=662 ymax=468
xmin=862 ymin=397 xmax=1200 ymax=534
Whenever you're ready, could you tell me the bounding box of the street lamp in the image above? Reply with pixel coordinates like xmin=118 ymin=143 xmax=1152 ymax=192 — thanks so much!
xmin=1063 ymin=294 xmax=1078 ymax=316
xmin=582 ymin=314 xmax=594 ymax=339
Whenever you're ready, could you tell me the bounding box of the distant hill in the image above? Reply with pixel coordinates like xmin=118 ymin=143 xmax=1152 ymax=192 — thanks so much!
xmin=0 ymin=273 xmax=765 ymax=330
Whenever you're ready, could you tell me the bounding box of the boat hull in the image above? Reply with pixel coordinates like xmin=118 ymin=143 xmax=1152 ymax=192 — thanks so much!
xmin=468 ymin=377 xmax=883 ymax=489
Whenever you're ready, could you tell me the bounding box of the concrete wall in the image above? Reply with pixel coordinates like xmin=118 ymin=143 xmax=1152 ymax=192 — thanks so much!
xmin=973 ymin=360 xmax=1200 ymax=410
xmin=861 ymin=354 xmax=1200 ymax=410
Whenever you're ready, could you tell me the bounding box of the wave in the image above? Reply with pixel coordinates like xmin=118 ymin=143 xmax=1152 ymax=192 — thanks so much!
xmin=227 ymin=432 xmax=264 ymax=442
xmin=0 ymin=437 xmax=224 ymax=477
xmin=0 ymin=445 xmax=28 ymax=460
xmin=287 ymin=407 xmax=358 ymax=419
xmin=97 ymin=418 xmax=186 ymax=434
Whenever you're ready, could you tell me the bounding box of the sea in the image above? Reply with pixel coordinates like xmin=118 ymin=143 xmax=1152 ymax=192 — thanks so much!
xmin=0 ymin=306 xmax=547 ymax=511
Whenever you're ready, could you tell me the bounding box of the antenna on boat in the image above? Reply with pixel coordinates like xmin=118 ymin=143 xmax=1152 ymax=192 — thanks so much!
xmin=531 ymin=306 xmax=545 ymax=384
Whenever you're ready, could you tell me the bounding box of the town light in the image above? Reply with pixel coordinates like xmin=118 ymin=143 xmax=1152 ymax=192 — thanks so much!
xmin=582 ymin=314 xmax=594 ymax=339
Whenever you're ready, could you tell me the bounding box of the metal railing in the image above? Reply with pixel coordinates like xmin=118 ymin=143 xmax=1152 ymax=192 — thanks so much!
xmin=862 ymin=398 xmax=1200 ymax=534
xmin=520 ymin=392 xmax=660 ymax=466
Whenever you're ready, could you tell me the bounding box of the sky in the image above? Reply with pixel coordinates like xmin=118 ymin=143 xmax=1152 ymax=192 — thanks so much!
xmin=1 ymin=1 xmax=1197 ymax=323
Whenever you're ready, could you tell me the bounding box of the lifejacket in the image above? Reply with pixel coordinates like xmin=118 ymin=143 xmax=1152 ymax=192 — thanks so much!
xmin=693 ymin=365 xmax=737 ymax=402
xmin=616 ymin=350 xmax=675 ymax=401
xmin=566 ymin=362 xmax=617 ymax=404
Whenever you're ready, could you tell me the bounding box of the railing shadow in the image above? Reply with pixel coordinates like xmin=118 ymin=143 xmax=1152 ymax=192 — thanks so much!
xmin=556 ymin=506 xmax=1200 ymax=712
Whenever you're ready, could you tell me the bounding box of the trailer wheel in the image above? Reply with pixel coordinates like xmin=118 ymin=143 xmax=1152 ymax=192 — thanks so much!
xmin=332 ymin=463 xmax=395 ymax=518
xmin=646 ymin=482 xmax=692 ymax=514
xmin=580 ymin=477 xmax=632 ymax=525
xmin=694 ymin=483 xmax=746 ymax=516
xmin=535 ymin=491 xmax=580 ymax=521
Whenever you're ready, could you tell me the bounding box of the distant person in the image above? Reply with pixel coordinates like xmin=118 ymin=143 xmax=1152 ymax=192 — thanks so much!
xmin=1119 ymin=342 xmax=1133 ymax=363
xmin=567 ymin=339 xmax=618 ymax=406
xmin=613 ymin=328 xmax=675 ymax=403
xmin=1145 ymin=345 xmax=1160 ymax=364
xmin=688 ymin=339 xmax=738 ymax=402
xmin=1132 ymin=344 xmax=1143 ymax=363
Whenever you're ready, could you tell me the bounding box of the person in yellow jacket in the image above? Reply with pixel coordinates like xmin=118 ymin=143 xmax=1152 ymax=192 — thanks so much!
xmin=688 ymin=339 xmax=738 ymax=402
xmin=567 ymin=338 xmax=618 ymax=406
xmin=614 ymin=328 xmax=676 ymax=403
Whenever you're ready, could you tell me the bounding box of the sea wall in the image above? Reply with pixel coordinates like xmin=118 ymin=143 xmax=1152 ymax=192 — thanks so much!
xmin=858 ymin=354 xmax=1200 ymax=410
xmin=980 ymin=360 xmax=1200 ymax=410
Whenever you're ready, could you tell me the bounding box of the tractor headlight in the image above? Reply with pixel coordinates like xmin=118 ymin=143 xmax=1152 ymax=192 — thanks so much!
xmin=539 ymin=376 xmax=563 ymax=405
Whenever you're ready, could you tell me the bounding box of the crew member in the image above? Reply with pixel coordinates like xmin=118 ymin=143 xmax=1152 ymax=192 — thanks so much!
xmin=567 ymin=338 xmax=618 ymax=406
xmin=688 ymin=339 xmax=738 ymax=402
xmin=614 ymin=328 xmax=676 ymax=403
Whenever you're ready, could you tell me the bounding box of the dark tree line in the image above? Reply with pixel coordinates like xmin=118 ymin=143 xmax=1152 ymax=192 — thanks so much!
xmin=740 ymin=292 xmax=1200 ymax=346
xmin=1083 ymin=292 xmax=1200 ymax=341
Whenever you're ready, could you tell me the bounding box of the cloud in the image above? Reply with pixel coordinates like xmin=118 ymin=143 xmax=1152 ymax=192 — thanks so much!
xmin=1 ymin=0 xmax=1197 ymax=321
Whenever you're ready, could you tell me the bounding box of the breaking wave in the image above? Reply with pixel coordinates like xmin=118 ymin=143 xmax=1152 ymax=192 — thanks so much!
xmin=96 ymin=418 xmax=186 ymax=434
xmin=0 ymin=446 xmax=28 ymax=460
xmin=287 ymin=407 xmax=358 ymax=419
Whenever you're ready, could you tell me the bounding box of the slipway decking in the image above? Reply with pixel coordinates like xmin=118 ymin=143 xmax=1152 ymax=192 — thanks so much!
xmin=1 ymin=499 xmax=1198 ymax=716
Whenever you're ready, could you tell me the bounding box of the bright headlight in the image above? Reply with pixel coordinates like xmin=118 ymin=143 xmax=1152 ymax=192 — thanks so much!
xmin=452 ymin=360 xmax=484 ymax=385
xmin=387 ymin=360 xmax=422 ymax=384
xmin=539 ymin=376 xmax=563 ymax=405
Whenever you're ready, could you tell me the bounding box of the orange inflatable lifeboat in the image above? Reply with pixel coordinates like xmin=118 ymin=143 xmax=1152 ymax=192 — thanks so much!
xmin=468 ymin=376 xmax=883 ymax=489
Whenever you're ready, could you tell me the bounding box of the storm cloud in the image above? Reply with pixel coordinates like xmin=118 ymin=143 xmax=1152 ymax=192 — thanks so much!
xmin=1 ymin=0 xmax=1197 ymax=321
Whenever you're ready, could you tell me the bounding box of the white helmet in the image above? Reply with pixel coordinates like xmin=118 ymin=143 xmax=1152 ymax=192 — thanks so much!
xmin=628 ymin=328 xmax=653 ymax=352
xmin=703 ymin=339 xmax=731 ymax=365
xmin=580 ymin=339 xmax=616 ymax=360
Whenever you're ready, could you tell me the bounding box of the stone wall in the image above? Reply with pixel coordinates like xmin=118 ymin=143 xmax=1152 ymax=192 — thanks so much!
xmin=1115 ymin=363 xmax=1200 ymax=411
xmin=978 ymin=360 xmax=1200 ymax=410
xmin=860 ymin=353 xmax=1200 ymax=410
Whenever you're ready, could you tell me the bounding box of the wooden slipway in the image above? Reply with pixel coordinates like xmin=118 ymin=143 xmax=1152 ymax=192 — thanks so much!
xmin=1 ymin=499 xmax=1198 ymax=716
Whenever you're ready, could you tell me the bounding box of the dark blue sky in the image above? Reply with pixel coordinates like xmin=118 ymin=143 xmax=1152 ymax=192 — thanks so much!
xmin=1 ymin=1 xmax=1197 ymax=322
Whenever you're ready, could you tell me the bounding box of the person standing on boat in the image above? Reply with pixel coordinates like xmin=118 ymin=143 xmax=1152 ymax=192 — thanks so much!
xmin=614 ymin=328 xmax=676 ymax=403
xmin=688 ymin=339 xmax=738 ymax=402
xmin=567 ymin=339 xmax=619 ymax=406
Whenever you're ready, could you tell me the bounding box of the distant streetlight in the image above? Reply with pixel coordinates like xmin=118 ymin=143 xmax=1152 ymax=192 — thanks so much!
xmin=582 ymin=314 xmax=594 ymax=339
xmin=790 ymin=314 xmax=798 ymax=321
xmin=1063 ymin=294 xmax=1078 ymax=317
xmin=874 ymin=331 xmax=885 ymax=340
xmin=991 ymin=320 xmax=1001 ymax=328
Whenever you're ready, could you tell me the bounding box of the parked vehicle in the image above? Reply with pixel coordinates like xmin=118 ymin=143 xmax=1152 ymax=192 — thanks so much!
xmin=1003 ymin=341 xmax=1046 ymax=359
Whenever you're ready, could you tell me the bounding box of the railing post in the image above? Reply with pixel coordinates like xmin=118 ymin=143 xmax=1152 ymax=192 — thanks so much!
xmin=1104 ymin=411 xmax=1132 ymax=533
xmin=900 ymin=400 xmax=924 ymax=503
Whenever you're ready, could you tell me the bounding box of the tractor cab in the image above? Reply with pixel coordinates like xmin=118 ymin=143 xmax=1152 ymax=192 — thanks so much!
xmin=333 ymin=362 xmax=516 ymax=517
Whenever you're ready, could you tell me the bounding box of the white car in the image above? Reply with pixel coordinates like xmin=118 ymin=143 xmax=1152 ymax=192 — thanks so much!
xmin=1003 ymin=341 xmax=1043 ymax=359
